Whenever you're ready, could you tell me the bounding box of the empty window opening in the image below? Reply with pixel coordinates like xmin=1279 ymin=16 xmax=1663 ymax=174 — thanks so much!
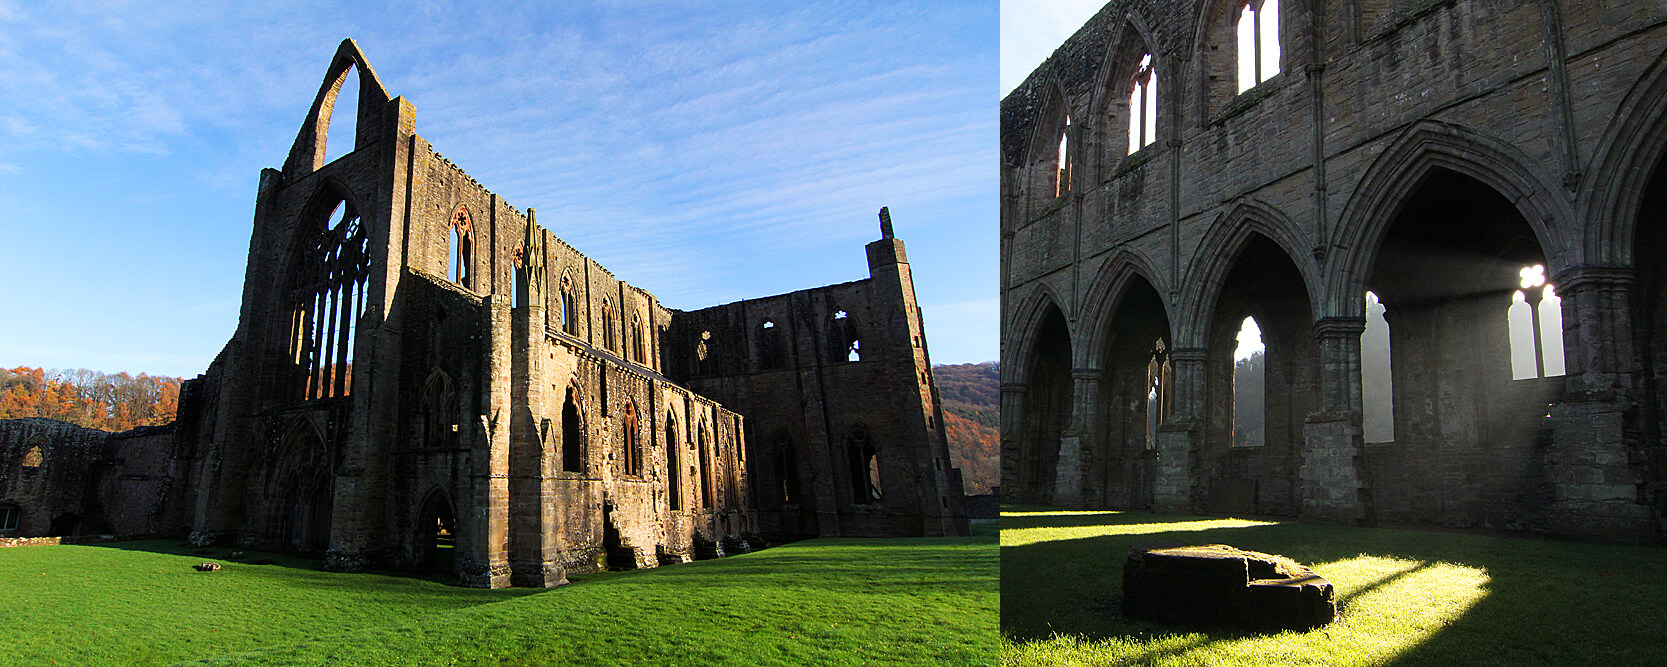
xmin=1509 ymin=264 xmax=1566 ymax=380
xmin=323 ymin=65 xmax=359 ymax=165
xmin=449 ymin=207 xmax=472 ymax=288
xmin=562 ymin=387 xmax=584 ymax=473
xmin=601 ymin=300 xmax=616 ymax=351
xmin=1146 ymin=339 xmax=1173 ymax=449
xmin=1362 ymin=291 xmax=1395 ymax=442
xmin=633 ymin=313 xmax=647 ymax=363
xmin=291 ymin=198 xmax=369 ymax=401
xmin=1056 ymin=116 xmax=1072 ymax=196
xmin=666 ymin=417 xmax=682 ymax=510
xmin=848 ymin=430 xmax=881 ymax=504
xmin=416 ymin=491 xmax=456 ymax=571
xmin=0 ymin=504 xmax=17 ymax=531
xmin=834 ymin=310 xmax=847 ymax=319
xmin=622 ymin=401 xmax=641 ymax=477
xmin=847 ymin=338 xmax=862 ymax=362
xmin=696 ymin=330 xmax=714 ymax=375
xmin=1236 ymin=0 xmax=1281 ymax=93
xmin=1128 ymin=54 xmax=1158 ymax=154
xmin=1232 ymin=316 xmax=1266 ymax=447
xmin=21 ymin=445 xmax=43 ymax=469
xmin=559 ymin=274 xmax=578 ymax=335
xmin=759 ymin=320 xmax=786 ymax=370
xmin=699 ymin=425 xmax=715 ymax=510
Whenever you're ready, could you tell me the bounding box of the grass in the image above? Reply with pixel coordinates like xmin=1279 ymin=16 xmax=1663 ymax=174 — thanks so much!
xmin=1001 ymin=506 xmax=1667 ymax=666
xmin=1 ymin=523 xmax=996 ymax=666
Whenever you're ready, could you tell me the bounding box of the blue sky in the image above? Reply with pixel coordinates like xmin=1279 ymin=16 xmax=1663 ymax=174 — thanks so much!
xmin=1002 ymin=0 xmax=1106 ymax=97
xmin=0 ymin=1 xmax=997 ymax=378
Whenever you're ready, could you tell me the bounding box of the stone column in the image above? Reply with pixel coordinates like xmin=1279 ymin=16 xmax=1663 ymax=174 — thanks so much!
xmin=1153 ymin=349 xmax=1206 ymax=514
xmin=1051 ymin=369 xmax=1100 ymax=508
xmin=999 ymin=382 xmax=1026 ymax=497
xmin=1301 ymin=318 xmax=1369 ymax=525
xmin=1545 ymin=266 xmax=1653 ymax=541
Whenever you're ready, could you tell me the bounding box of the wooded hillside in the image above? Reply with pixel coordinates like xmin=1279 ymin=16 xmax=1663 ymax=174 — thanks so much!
xmin=0 ymin=367 xmax=182 ymax=432
xmin=934 ymin=362 xmax=999 ymax=495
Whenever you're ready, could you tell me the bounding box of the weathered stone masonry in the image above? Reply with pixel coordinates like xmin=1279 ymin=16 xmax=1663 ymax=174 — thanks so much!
xmin=1 ymin=39 xmax=968 ymax=582
xmin=1002 ymin=0 xmax=1667 ymax=542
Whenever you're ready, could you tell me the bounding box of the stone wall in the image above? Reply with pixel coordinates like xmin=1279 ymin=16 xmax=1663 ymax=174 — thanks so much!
xmin=1002 ymin=1 xmax=1667 ymax=541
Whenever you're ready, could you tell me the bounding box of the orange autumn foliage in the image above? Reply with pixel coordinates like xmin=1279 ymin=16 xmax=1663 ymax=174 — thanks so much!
xmin=0 ymin=366 xmax=182 ymax=432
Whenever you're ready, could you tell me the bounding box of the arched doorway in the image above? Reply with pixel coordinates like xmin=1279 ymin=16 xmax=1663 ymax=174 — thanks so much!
xmin=1205 ymin=233 xmax=1317 ymax=516
xmin=269 ymin=420 xmax=335 ymax=554
xmin=416 ymin=490 xmax=457 ymax=571
xmin=1094 ymin=275 xmax=1171 ymax=509
xmin=1017 ymin=302 xmax=1071 ymax=505
xmin=1365 ymin=168 xmax=1558 ymax=526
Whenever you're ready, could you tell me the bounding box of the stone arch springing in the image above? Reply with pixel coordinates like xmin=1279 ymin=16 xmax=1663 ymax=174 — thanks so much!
xmin=419 ymin=370 xmax=456 ymax=450
xmin=415 ymin=487 xmax=457 ymax=571
xmin=267 ymin=417 xmax=335 ymax=553
xmin=845 ymin=424 xmax=881 ymax=505
xmin=561 ymin=384 xmax=585 ymax=473
xmin=287 ymin=182 xmax=370 ymax=401
xmin=449 ymin=206 xmax=473 ymax=289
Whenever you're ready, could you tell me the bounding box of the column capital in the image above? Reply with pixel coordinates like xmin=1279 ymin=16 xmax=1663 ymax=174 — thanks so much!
xmin=1312 ymin=317 xmax=1366 ymax=340
xmin=1169 ymin=347 xmax=1209 ymax=364
xmin=1554 ymin=264 xmax=1634 ymax=291
xmin=1000 ymin=382 xmax=1029 ymax=395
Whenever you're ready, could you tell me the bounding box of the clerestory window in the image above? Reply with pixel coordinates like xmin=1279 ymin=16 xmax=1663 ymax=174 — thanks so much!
xmin=1128 ymin=54 xmax=1157 ymax=154
xmin=1236 ymin=0 xmax=1281 ymax=93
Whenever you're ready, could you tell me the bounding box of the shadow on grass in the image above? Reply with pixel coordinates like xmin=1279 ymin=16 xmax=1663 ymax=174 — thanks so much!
xmin=1002 ymin=509 xmax=1667 ymax=665
xmin=77 ymin=539 xmax=487 ymax=589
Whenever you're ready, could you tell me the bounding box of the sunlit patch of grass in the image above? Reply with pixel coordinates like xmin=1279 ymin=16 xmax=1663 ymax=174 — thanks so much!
xmin=1 ymin=533 xmax=995 ymax=665
xmin=1002 ymin=506 xmax=1667 ymax=666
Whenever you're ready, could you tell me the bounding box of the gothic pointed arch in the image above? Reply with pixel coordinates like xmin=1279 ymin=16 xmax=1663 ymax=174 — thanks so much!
xmin=664 ymin=411 xmax=682 ymax=511
xmin=1582 ymin=44 xmax=1667 ymax=263
xmin=1081 ymin=248 xmax=1172 ymax=359
xmin=1182 ymin=198 xmax=1318 ymax=345
xmin=1004 ymin=282 xmax=1076 ymax=381
xmin=449 ymin=205 xmax=474 ymax=289
xmin=283 ymin=39 xmax=393 ymax=178
xmin=843 ymin=423 xmax=882 ymax=505
xmin=561 ymin=382 xmax=586 ymax=473
xmin=1327 ymin=119 xmax=1575 ymax=312
xmin=266 ymin=416 xmax=336 ymax=553
xmin=418 ymin=369 xmax=457 ymax=450
xmin=286 ymin=179 xmax=371 ymax=401
xmin=414 ymin=486 xmax=457 ymax=570
xmin=1088 ymin=12 xmax=1163 ymax=165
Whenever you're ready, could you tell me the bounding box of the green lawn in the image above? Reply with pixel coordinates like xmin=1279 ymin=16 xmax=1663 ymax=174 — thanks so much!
xmin=1002 ymin=507 xmax=1667 ymax=666
xmin=1 ymin=525 xmax=996 ymax=666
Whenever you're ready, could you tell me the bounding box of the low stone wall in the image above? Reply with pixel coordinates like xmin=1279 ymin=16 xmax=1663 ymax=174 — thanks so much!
xmin=0 ymin=534 xmax=121 ymax=548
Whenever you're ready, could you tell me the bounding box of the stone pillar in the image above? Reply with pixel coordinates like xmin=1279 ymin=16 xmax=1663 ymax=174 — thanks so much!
xmin=1301 ymin=319 xmax=1369 ymax=525
xmin=999 ymin=382 xmax=1026 ymax=496
xmin=1152 ymin=349 xmax=1207 ymax=514
xmin=463 ymin=295 xmax=513 ymax=588
xmin=1051 ymin=369 xmax=1101 ymax=508
xmin=1545 ymin=266 xmax=1654 ymax=541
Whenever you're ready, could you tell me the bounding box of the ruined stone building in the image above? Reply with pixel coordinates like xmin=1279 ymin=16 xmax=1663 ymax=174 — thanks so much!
xmin=1 ymin=40 xmax=967 ymax=586
xmin=1002 ymin=0 xmax=1667 ymax=542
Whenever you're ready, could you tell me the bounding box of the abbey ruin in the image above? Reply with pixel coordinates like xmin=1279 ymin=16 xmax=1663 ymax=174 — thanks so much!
xmin=1002 ymin=0 xmax=1667 ymax=542
xmin=1 ymin=40 xmax=968 ymax=585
